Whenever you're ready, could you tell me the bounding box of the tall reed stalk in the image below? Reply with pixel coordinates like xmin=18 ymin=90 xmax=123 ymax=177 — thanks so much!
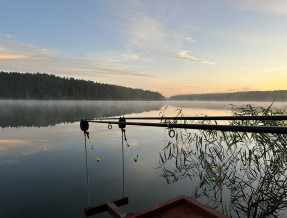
xmin=158 ymin=103 xmax=287 ymax=217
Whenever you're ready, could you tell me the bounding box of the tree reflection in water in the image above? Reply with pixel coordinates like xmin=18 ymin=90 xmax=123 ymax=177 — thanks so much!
xmin=0 ymin=100 xmax=165 ymax=128
xmin=158 ymin=104 xmax=287 ymax=217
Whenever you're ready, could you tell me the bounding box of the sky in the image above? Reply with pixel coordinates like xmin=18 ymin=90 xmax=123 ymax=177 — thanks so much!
xmin=1 ymin=0 xmax=287 ymax=97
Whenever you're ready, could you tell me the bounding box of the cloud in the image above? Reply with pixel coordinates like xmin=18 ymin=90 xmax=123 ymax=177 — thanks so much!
xmin=98 ymin=1 xmax=181 ymax=53
xmin=232 ymin=33 xmax=265 ymax=45
xmin=128 ymin=16 xmax=166 ymax=52
xmin=161 ymin=50 xmax=214 ymax=64
xmin=0 ymin=139 xmax=33 ymax=150
xmin=0 ymin=49 xmax=29 ymax=59
xmin=231 ymin=0 xmax=287 ymax=14
xmin=87 ymin=51 xmax=141 ymax=63
xmin=117 ymin=52 xmax=140 ymax=62
xmin=0 ymin=33 xmax=17 ymax=39
xmin=63 ymin=67 xmax=155 ymax=78
xmin=0 ymin=140 xmax=52 ymax=165
xmin=0 ymin=39 xmax=56 ymax=55
xmin=184 ymin=37 xmax=195 ymax=43
xmin=171 ymin=31 xmax=196 ymax=44
xmin=0 ymin=38 xmax=155 ymax=79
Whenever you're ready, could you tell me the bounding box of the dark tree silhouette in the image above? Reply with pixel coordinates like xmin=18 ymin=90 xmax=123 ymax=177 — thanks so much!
xmin=0 ymin=71 xmax=165 ymax=100
xmin=170 ymin=90 xmax=287 ymax=101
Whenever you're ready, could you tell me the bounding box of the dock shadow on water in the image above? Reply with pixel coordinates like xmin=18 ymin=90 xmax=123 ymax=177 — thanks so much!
xmin=158 ymin=104 xmax=287 ymax=217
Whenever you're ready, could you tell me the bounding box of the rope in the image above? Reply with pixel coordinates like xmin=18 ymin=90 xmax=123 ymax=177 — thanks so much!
xmin=122 ymin=129 xmax=136 ymax=159
xmin=121 ymin=128 xmax=125 ymax=197
xmin=87 ymin=136 xmax=94 ymax=149
xmin=84 ymin=132 xmax=91 ymax=205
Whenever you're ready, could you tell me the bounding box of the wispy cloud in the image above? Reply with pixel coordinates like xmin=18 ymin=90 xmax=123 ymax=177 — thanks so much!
xmin=0 ymin=139 xmax=32 ymax=150
xmin=98 ymin=1 xmax=188 ymax=53
xmin=0 ymin=38 xmax=57 ymax=55
xmin=161 ymin=50 xmax=214 ymax=64
xmin=232 ymin=33 xmax=265 ymax=45
xmin=87 ymin=51 xmax=141 ymax=63
xmin=0 ymin=48 xmax=30 ymax=59
xmin=0 ymin=33 xmax=17 ymax=39
xmin=128 ymin=16 xmax=166 ymax=52
xmin=171 ymin=31 xmax=196 ymax=44
xmin=0 ymin=38 xmax=155 ymax=80
xmin=63 ymin=67 xmax=155 ymax=78
xmin=231 ymin=0 xmax=287 ymax=14
xmin=184 ymin=37 xmax=195 ymax=43
xmin=0 ymin=139 xmax=53 ymax=165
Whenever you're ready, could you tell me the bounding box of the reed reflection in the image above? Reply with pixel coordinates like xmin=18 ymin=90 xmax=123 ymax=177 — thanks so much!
xmin=158 ymin=104 xmax=287 ymax=217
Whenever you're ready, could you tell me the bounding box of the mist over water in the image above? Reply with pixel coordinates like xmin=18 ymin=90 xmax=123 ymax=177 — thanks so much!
xmin=0 ymin=100 xmax=166 ymax=128
xmin=2 ymin=100 xmax=285 ymax=128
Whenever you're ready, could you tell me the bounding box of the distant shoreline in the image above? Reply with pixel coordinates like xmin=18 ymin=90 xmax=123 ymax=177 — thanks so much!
xmin=1 ymin=99 xmax=287 ymax=103
xmin=168 ymin=99 xmax=287 ymax=102
xmin=169 ymin=90 xmax=287 ymax=102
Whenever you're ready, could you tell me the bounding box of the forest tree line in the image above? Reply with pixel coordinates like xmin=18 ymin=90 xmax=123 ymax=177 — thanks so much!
xmin=0 ymin=72 xmax=165 ymax=100
xmin=170 ymin=90 xmax=287 ymax=102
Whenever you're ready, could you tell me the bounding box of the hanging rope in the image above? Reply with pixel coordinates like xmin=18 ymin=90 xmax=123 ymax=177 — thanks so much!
xmin=81 ymin=119 xmax=103 ymax=161
xmin=122 ymin=129 xmax=139 ymax=162
xmin=121 ymin=128 xmax=125 ymax=197
xmin=84 ymin=132 xmax=91 ymax=205
xmin=80 ymin=119 xmax=92 ymax=204
xmin=118 ymin=117 xmax=127 ymax=197
xmin=87 ymin=135 xmax=94 ymax=149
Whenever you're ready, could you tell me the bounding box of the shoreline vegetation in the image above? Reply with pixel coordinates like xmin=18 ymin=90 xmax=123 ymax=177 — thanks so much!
xmin=170 ymin=90 xmax=287 ymax=102
xmin=0 ymin=72 xmax=165 ymax=101
xmin=1 ymin=71 xmax=287 ymax=102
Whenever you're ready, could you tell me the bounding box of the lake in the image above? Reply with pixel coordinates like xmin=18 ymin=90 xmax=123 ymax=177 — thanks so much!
xmin=1 ymin=100 xmax=287 ymax=218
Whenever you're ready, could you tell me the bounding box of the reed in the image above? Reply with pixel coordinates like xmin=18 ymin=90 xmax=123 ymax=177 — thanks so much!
xmin=158 ymin=103 xmax=287 ymax=217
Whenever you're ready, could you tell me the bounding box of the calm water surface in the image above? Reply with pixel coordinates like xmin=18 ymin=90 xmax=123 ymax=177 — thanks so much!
xmin=1 ymin=100 xmax=287 ymax=218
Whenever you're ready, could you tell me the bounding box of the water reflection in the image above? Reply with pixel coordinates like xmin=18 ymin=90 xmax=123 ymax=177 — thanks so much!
xmin=2 ymin=100 xmax=287 ymax=218
xmin=0 ymin=125 xmax=61 ymax=165
xmin=0 ymin=100 xmax=165 ymax=128
xmin=158 ymin=104 xmax=287 ymax=217
xmin=2 ymin=100 xmax=284 ymax=128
